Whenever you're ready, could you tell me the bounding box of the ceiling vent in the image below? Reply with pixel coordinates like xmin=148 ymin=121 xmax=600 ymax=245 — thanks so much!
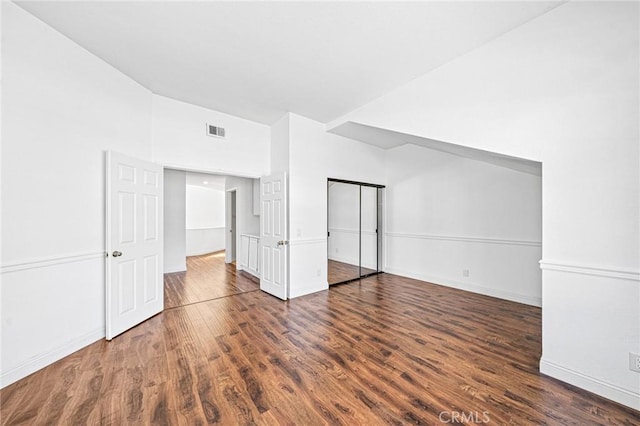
xmin=206 ymin=123 xmax=226 ymax=138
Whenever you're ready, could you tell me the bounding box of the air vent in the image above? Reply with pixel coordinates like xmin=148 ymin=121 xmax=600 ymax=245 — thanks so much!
xmin=206 ymin=124 xmax=226 ymax=138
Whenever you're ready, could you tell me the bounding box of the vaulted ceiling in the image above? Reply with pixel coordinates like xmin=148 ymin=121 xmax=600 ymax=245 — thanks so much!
xmin=17 ymin=1 xmax=563 ymax=125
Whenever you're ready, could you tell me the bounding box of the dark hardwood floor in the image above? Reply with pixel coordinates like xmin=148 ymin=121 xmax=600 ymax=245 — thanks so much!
xmin=2 ymin=259 xmax=639 ymax=425
xmin=164 ymin=251 xmax=259 ymax=309
xmin=328 ymin=259 xmax=377 ymax=285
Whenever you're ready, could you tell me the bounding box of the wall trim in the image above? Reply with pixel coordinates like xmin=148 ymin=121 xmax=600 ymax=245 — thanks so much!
xmin=1 ymin=327 xmax=105 ymax=389
xmin=386 ymin=232 xmax=541 ymax=247
xmin=186 ymin=226 xmax=226 ymax=231
xmin=164 ymin=264 xmax=187 ymax=274
xmin=540 ymin=260 xmax=640 ymax=281
xmin=384 ymin=266 xmax=542 ymax=307
xmin=289 ymin=280 xmax=329 ymax=299
xmin=329 ymin=228 xmax=377 ymax=236
xmin=289 ymin=238 xmax=326 ymax=246
xmin=1 ymin=251 xmax=105 ymax=274
xmin=328 ymin=253 xmax=358 ymax=264
xmin=540 ymin=358 xmax=640 ymax=411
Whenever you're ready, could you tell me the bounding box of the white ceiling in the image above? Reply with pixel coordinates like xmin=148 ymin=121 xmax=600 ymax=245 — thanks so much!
xmin=17 ymin=1 xmax=563 ymax=125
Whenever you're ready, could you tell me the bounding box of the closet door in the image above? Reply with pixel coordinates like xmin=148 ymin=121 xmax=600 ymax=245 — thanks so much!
xmin=328 ymin=182 xmax=360 ymax=284
xmin=360 ymin=185 xmax=379 ymax=277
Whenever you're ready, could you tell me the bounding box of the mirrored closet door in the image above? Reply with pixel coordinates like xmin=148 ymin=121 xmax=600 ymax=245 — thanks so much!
xmin=327 ymin=179 xmax=384 ymax=285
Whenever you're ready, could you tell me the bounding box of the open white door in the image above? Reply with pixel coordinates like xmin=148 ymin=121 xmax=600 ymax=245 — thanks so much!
xmin=260 ymin=171 xmax=288 ymax=300
xmin=106 ymin=151 xmax=163 ymax=340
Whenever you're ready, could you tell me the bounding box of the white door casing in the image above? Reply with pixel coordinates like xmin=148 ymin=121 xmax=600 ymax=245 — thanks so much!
xmin=106 ymin=151 xmax=164 ymax=340
xmin=260 ymin=172 xmax=288 ymax=300
xmin=225 ymin=189 xmax=237 ymax=264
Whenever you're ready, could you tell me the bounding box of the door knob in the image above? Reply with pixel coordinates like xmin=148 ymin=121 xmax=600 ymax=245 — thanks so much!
xmin=112 ymin=251 xmax=123 ymax=257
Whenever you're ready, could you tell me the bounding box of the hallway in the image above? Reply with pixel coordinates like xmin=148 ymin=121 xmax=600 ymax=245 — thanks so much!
xmin=164 ymin=251 xmax=259 ymax=309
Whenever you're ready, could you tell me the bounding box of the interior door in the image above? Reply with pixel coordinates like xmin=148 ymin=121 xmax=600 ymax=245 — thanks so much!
xmin=260 ymin=171 xmax=288 ymax=300
xmin=106 ymin=151 xmax=164 ymax=340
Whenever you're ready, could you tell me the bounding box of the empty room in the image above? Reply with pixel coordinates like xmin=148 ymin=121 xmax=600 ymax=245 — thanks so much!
xmin=1 ymin=1 xmax=639 ymax=425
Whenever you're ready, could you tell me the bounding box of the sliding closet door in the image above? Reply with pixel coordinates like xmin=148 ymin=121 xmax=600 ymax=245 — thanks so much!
xmin=376 ymin=187 xmax=384 ymax=273
xmin=360 ymin=186 xmax=378 ymax=277
xmin=328 ymin=182 xmax=360 ymax=284
xmin=328 ymin=179 xmax=385 ymax=285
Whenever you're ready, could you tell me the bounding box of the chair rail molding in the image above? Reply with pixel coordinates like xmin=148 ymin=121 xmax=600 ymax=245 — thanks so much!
xmin=1 ymin=250 xmax=105 ymax=274
xmin=289 ymin=238 xmax=327 ymax=246
xmin=329 ymin=228 xmax=377 ymax=236
xmin=539 ymin=260 xmax=640 ymax=281
xmin=386 ymin=232 xmax=542 ymax=247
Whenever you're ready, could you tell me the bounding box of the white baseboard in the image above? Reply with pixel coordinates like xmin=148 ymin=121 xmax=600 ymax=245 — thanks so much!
xmin=289 ymin=280 xmax=329 ymax=299
xmin=1 ymin=327 xmax=105 ymax=389
xmin=384 ymin=267 xmax=541 ymax=307
xmin=540 ymin=358 xmax=640 ymax=411
xmin=240 ymin=268 xmax=260 ymax=279
xmin=164 ymin=264 xmax=187 ymax=273
xmin=328 ymin=254 xmax=358 ymax=265
xmin=186 ymin=247 xmax=226 ymax=257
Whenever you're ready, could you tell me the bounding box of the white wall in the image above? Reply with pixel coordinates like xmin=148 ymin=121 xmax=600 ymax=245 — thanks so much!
xmin=329 ymin=1 xmax=640 ymax=409
xmin=152 ymin=94 xmax=270 ymax=177
xmin=164 ymin=169 xmax=186 ymax=272
xmin=286 ymin=113 xmax=386 ymax=298
xmin=1 ymin=2 xmax=153 ymax=387
xmin=270 ymin=113 xmax=290 ymax=174
xmin=186 ymin=184 xmax=226 ymax=256
xmin=1 ymin=3 xmax=272 ymax=389
xmin=385 ymin=144 xmax=542 ymax=306
xmin=0 ymin=1 xmax=4 ymax=371
xmin=152 ymin=93 xmax=270 ymax=262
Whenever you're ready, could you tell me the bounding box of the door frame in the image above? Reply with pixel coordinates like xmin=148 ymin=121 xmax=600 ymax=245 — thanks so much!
xmin=225 ymin=188 xmax=238 ymax=264
xmin=327 ymin=178 xmax=385 ymax=285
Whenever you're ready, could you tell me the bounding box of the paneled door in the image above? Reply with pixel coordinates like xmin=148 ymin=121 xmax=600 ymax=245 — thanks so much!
xmin=106 ymin=151 xmax=163 ymax=340
xmin=260 ymin=172 xmax=288 ymax=300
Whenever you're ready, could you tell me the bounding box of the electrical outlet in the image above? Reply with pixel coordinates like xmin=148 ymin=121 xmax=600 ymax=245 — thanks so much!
xmin=463 ymin=269 xmax=470 ymax=277
xmin=630 ymin=353 xmax=640 ymax=373
xmin=316 ymin=269 xmax=321 ymax=277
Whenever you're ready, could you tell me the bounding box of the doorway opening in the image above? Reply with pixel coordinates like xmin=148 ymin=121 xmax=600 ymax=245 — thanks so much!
xmin=163 ymin=170 xmax=261 ymax=309
xmin=327 ymin=178 xmax=384 ymax=285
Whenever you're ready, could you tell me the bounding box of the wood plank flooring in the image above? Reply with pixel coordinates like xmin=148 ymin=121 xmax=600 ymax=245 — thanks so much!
xmin=2 ymin=260 xmax=639 ymax=425
xmin=164 ymin=251 xmax=259 ymax=309
xmin=328 ymin=259 xmax=377 ymax=285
